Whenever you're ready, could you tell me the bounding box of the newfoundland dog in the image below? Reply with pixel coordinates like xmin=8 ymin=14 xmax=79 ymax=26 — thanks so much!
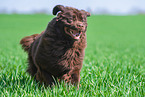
xmin=20 ymin=5 xmax=90 ymax=88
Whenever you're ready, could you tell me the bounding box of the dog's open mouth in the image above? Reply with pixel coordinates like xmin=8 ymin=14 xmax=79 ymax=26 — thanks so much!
xmin=64 ymin=27 xmax=81 ymax=40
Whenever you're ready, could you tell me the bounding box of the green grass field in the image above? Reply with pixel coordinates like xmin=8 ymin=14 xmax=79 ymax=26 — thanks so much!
xmin=0 ymin=14 xmax=145 ymax=96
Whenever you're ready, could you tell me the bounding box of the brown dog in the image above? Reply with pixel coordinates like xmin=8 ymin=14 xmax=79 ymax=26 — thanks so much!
xmin=20 ymin=5 xmax=90 ymax=88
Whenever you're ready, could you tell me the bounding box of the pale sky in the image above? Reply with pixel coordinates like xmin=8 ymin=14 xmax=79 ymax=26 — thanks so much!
xmin=0 ymin=0 xmax=145 ymax=14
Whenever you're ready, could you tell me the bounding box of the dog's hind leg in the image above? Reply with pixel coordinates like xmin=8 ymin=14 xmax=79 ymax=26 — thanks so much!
xmin=27 ymin=56 xmax=37 ymax=78
xmin=35 ymin=69 xmax=56 ymax=86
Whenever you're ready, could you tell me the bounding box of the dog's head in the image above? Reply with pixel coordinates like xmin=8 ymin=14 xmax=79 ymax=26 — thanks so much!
xmin=53 ymin=5 xmax=90 ymax=40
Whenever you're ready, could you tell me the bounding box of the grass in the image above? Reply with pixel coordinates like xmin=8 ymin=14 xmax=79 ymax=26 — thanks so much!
xmin=0 ymin=14 xmax=145 ymax=96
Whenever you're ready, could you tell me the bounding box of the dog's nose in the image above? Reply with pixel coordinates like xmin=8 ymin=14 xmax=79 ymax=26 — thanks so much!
xmin=77 ymin=23 xmax=84 ymax=28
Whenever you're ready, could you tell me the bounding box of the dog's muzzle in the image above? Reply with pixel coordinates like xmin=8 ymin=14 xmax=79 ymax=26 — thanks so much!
xmin=64 ymin=27 xmax=82 ymax=40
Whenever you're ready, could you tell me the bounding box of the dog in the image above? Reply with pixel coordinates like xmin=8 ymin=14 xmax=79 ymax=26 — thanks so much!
xmin=20 ymin=5 xmax=90 ymax=88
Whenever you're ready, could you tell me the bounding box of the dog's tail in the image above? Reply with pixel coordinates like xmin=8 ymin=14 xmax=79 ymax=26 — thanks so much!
xmin=20 ymin=31 xmax=45 ymax=52
xmin=20 ymin=34 xmax=39 ymax=52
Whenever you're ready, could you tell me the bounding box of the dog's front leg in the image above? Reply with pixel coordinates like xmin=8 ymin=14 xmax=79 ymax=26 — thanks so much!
xmin=61 ymin=68 xmax=81 ymax=88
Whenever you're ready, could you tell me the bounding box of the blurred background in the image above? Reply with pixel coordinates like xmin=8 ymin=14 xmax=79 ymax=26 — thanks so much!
xmin=0 ymin=0 xmax=145 ymax=96
xmin=0 ymin=0 xmax=145 ymax=15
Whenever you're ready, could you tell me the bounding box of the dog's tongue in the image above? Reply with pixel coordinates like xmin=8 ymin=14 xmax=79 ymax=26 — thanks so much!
xmin=70 ymin=29 xmax=81 ymax=40
xmin=64 ymin=27 xmax=81 ymax=40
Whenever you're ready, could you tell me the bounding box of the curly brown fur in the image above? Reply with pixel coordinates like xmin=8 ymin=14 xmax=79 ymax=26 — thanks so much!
xmin=20 ymin=5 xmax=90 ymax=88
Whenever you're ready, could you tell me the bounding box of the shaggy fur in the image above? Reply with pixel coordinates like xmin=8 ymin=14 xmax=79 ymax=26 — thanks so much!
xmin=20 ymin=5 xmax=90 ymax=88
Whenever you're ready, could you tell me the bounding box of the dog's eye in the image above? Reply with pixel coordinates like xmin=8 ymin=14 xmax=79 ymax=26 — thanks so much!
xmin=73 ymin=16 xmax=76 ymax=21
xmin=82 ymin=18 xmax=86 ymax=22
xmin=80 ymin=16 xmax=86 ymax=22
xmin=81 ymin=19 xmax=84 ymax=22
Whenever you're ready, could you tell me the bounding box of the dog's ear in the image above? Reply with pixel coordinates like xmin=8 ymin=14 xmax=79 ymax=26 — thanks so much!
xmin=86 ymin=12 xmax=91 ymax=17
xmin=53 ymin=5 xmax=65 ymax=15
xmin=81 ymin=10 xmax=91 ymax=17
